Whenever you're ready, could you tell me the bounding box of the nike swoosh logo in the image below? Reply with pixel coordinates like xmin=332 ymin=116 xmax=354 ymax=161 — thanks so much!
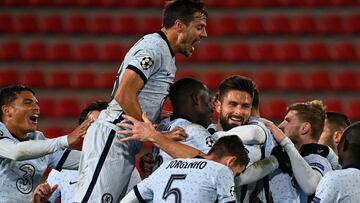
xmin=69 ymin=181 xmax=78 ymax=185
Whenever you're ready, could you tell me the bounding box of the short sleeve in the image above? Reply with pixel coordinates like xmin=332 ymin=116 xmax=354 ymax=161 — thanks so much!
xmin=312 ymin=172 xmax=337 ymax=203
xmin=216 ymin=167 xmax=236 ymax=203
xmin=304 ymin=154 xmax=332 ymax=176
xmin=134 ymin=176 xmax=154 ymax=202
xmin=127 ymin=49 xmax=159 ymax=83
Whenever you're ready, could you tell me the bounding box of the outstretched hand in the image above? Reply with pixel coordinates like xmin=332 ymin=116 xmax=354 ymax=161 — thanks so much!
xmin=32 ymin=183 xmax=58 ymax=203
xmin=264 ymin=120 xmax=287 ymax=143
xmin=67 ymin=117 xmax=94 ymax=149
xmin=116 ymin=112 xmax=159 ymax=142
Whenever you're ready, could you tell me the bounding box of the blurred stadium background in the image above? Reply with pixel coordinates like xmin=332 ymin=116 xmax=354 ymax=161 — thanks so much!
xmin=0 ymin=0 xmax=359 ymax=139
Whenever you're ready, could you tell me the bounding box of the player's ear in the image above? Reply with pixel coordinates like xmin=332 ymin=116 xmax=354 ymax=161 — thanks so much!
xmin=225 ymin=156 xmax=236 ymax=168
xmin=300 ymin=122 xmax=311 ymax=135
xmin=334 ymin=130 xmax=343 ymax=145
xmin=191 ymin=93 xmax=200 ymax=106
xmin=2 ymin=105 xmax=12 ymax=118
xmin=174 ymin=19 xmax=185 ymax=32
xmin=214 ymin=94 xmax=221 ymax=113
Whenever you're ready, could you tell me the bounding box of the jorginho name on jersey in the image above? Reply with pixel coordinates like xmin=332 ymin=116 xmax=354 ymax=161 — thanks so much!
xmin=153 ymin=117 xmax=214 ymax=171
xmin=135 ymin=158 xmax=236 ymax=203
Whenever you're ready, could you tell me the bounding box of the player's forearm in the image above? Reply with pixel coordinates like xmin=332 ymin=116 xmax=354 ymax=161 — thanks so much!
xmin=281 ymin=137 xmax=322 ymax=194
xmin=235 ymin=155 xmax=278 ymax=185
xmin=215 ymin=125 xmax=266 ymax=145
xmin=151 ymin=133 xmax=205 ymax=159
xmin=116 ymin=94 xmax=143 ymax=121
xmin=0 ymin=136 xmax=68 ymax=161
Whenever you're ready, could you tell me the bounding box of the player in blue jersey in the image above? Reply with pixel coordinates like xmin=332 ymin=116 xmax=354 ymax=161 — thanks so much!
xmin=121 ymin=135 xmax=250 ymax=203
xmin=318 ymin=111 xmax=351 ymax=155
xmin=73 ymin=1 xmax=208 ymax=202
xmin=0 ymin=85 xmax=91 ymax=202
xmin=313 ymin=121 xmax=360 ymax=203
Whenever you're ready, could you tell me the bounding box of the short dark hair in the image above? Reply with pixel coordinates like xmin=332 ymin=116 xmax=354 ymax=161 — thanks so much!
xmin=217 ymin=75 xmax=257 ymax=101
xmin=341 ymin=121 xmax=360 ymax=161
xmin=287 ymin=100 xmax=326 ymax=141
xmin=0 ymin=85 xmax=35 ymax=121
xmin=78 ymin=101 xmax=108 ymax=125
xmin=326 ymin=111 xmax=351 ymax=134
xmin=169 ymin=78 xmax=207 ymax=110
xmin=163 ymin=0 xmax=208 ymax=28
xmin=252 ymin=88 xmax=260 ymax=110
xmin=208 ymin=135 xmax=250 ymax=168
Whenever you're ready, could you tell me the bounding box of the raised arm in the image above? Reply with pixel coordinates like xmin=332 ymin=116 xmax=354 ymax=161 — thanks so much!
xmin=214 ymin=125 xmax=266 ymax=145
xmin=117 ymin=113 xmax=206 ymax=159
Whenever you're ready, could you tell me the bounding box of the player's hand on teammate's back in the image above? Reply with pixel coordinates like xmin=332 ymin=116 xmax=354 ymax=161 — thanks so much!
xmin=264 ymin=120 xmax=287 ymax=143
xmin=117 ymin=112 xmax=158 ymax=142
xmin=67 ymin=117 xmax=94 ymax=149
xmin=163 ymin=127 xmax=187 ymax=141
xmin=139 ymin=153 xmax=154 ymax=176
xmin=31 ymin=183 xmax=58 ymax=203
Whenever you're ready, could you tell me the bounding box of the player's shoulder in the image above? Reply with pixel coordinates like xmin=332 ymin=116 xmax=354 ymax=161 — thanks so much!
xmin=26 ymin=131 xmax=46 ymax=140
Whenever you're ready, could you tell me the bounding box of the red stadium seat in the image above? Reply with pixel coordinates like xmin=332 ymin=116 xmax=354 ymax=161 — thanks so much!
xmin=304 ymin=42 xmax=329 ymax=62
xmin=333 ymin=69 xmax=359 ymax=91
xmin=43 ymin=126 xmax=65 ymax=138
xmin=304 ymin=0 xmax=331 ymax=7
xmin=331 ymin=0 xmax=358 ymax=6
xmin=252 ymin=0 xmax=280 ymax=7
xmin=48 ymin=42 xmax=73 ymax=61
xmin=201 ymin=71 xmax=226 ymax=90
xmin=307 ymin=70 xmax=332 ymax=91
xmin=239 ymin=16 xmax=265 ymax=35
xmin=266 ymin=15 xmax=291 ymax=35
xmin=127 ymin=0 xmax=153 ymax=7
xmin=55 ymin=97 xmax=81 ymax=118
xmin=99 ymin=43 xmax=124 ymax=62
xmin=216 ymin=15 xmax=239 ymax=35
xmin=197 ymin=43 xmax=225 ymax=62
xmin=291 ymin=15 xmax=318 ymax=34
xmin=277 ymin=41 xmax=302 ymax=62
xmin=279 ymin=70 xmax=306 ymax=91
xmin=330 ymin=42 xmax=357 ymax=62
xmin=323 ymin=99 xmax=343 ymax=112
xmin=261 ymin=99 xmax=287 ymax=120
xmin=40 ymin=14 xmax=64 ymax=33
xmin=38 ymin=97 xmax=56 ymax=117
xmin=227 ymin=71 xmax=252 ymax=79
xmin=345 ymin=14 xmax=360 ymax=34
xmin=252 ymin=42 xmax=276 ymax=62
xmin=113 ymin=15 xmax=139 ymax=34
xmin=89 ymin=15 xmax=113 ymax=34
xmin=22 ymin=68 xmax=46 ymax=88
xmin=345 ymin=100 xmax=360 ymax=120
xmin=0 ymin=14 xmax=13 ymax=33
xmin=0 ymin=41 xmax=22 ymax=60
xmin=175 ymin=70 xmax=200 ymax=81
xmin=139 ymin=16 xmax=162 ymax=34
xmin=28 ymin=0 xmax=53 ymax=6
xmin=97 ymin=71 xmax=116 ymax=89
xmin=47 ymin=70 xmax=72 ymax=88
xmin=318 ymin=15 xmax=344 ymax=35
xmin=74 ymin=42 xmax=98 ymax=61
xmin=254 ymin=70 xmax=278 ymax=90
xmin=1 ymin=0 xmax=29 ymax=6
xmin=23 ymin=41 xmax=48 ymax=61
xmin=0 ymin=69 xmax=19 ymax=86
xmin=65 ymin=15 xmax=88 ymax=34
xmin=14 ymin=14 xmax=38 ymax=33
xmin=225 ymin=42 xmax=252 ymax=62
xmin=72 ymin=70 xmax=97 ymax=89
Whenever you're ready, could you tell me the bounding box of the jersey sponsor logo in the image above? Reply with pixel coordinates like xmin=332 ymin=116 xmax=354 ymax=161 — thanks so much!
xmin=140 ymin=56 xmax=154 ymax=70
xmin=312 ymin=196 xmax=321 ymax=203
xmin=101 ymin=193 xmax=113 ymax=203
xmin=166 ymin=160 xmax=207 ymax=170
xmin=16 ymin=164 xmax=35 ymax=194
xmin=205 ymin=136 xmax=215 ymax=147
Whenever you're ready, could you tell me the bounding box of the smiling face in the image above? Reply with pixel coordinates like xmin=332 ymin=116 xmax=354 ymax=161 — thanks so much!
xmin=176 ymin=12 xmax=207 ymax=57
xmin=3 ymin=91 xmax=40 ymax=138
xmin=216 ymin=89 xmax=253 ymax=131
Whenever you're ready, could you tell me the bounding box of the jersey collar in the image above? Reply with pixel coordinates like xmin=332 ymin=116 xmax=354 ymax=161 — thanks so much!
xmin=157 ymin=31 xmax=175 ymax=57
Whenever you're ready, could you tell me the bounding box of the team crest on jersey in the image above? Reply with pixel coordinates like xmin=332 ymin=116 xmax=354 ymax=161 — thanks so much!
xmin=140 ymin=56 xmax=154 ymax=70
xmin=205 ymin=136 xmax=215 ymax=147
xmin=230 ymin=186 xmax=235 ymax=197
xmin=102 ymin=193 xmax=113 ymax=203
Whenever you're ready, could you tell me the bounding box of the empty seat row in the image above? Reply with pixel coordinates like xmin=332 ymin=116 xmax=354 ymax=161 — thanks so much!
xmin=1 ymin=0 xmax=358 ymax=8
xmin=1 ymin=41 xmax=358 ymax=62
xmin=0 ymin=69 xmax=117 ymax=89
xmin=0 ymin=13 xmax=358 ymax=35
xmin=176 ymin=69 xmax=360 ymax=91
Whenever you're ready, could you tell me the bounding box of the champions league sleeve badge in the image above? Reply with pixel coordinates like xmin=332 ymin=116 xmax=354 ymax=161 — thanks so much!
xmin=140 ymin=56 xmax=154 ymax=70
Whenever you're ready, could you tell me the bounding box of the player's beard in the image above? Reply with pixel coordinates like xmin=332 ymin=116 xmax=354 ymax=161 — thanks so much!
xmin=219 ymin=114 xmax=238 ymax=131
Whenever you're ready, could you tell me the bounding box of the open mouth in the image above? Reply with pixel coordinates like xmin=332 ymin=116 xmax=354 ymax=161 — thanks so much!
xmin=191 ymin=39 xmax=200 ymax=52
xmin=29 ymin=114 xmax=39 ymax=124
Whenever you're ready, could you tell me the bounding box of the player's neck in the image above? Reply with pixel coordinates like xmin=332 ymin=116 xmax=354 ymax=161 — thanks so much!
xmin=161 ymin=28 xmax=177 ymax=55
